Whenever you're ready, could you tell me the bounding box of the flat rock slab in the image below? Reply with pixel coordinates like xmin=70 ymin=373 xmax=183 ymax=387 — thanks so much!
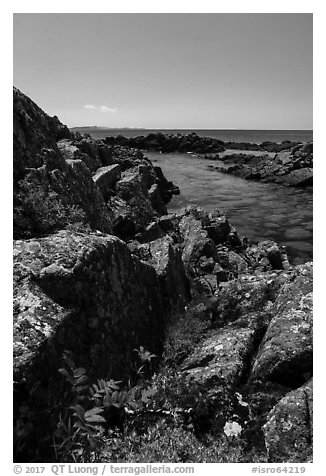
xmin=181 ymin=325 xmax=257 ymax=388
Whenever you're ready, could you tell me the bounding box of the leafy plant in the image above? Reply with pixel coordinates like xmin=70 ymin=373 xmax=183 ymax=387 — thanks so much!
xmin=53 ymin=347 xmax=159 ymax=462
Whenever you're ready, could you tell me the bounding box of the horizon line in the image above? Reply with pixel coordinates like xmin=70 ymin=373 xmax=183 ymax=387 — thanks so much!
xmin=69 ymin=126 xmax=313 ymax=132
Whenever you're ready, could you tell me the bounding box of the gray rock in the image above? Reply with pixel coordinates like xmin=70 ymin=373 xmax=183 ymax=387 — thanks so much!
xmin=263 ymin=380 xmax=313 ymax=462
xmin=92 ymin=164 xmax=121 ymax=200
xmin=250 ymin=263 xmax=313 ymax=386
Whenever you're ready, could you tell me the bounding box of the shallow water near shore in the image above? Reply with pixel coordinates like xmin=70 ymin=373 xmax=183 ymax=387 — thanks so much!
xmin=146 ymin=151 xmax=313 ymax=265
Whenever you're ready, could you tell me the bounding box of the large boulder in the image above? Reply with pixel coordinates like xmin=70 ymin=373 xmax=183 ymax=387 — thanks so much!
xmin=250 ymin=263 xmax=313 ymax=387
xmin=129 ymin=236 xmax=190 ymax=315
xmin=181 ymin=323 xmax=258 ymax=389
xmin=14 ymin=151 xmax=113 ymax=237
xmin=212 ymin=142 xmax=313 ymax=188
xmin=13 ymin=87 xmax=70 ymax=182
xmin=263 ymin=380 xmax=313 ymax=462
xmin=57 ymin=139 xmax=102 ymax=172
xmin=179 ymin=214 xmax=217 ymax=277
xmin=277 ymin=167 xmax=313 ymax=187
xmin=13 ymin=230 xmax=168 ymax=460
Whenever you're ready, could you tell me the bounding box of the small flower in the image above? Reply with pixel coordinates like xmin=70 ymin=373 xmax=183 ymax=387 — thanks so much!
xmin=223 ymin=420 xmax=242 ymax=437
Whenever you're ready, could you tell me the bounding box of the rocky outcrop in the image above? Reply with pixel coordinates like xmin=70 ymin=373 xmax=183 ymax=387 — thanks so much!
xmin=13 ymin=87 xmax=71 ymax=182
xmin=105 ymin=132 xmax=226 ymax=154
xmin=213 ymin=143 xmax=313 ymax=187
xmin=251 ymin=263 xmax=313 ymax=387
xmin=103 ymin=132 xmax=302 ymax=155
xmin=13 ymin=88 xmax=179 ymax=240
xmin=102 ymin=133 xmax=312 ymax=188
xmin=13 ymin=230 xmax=173 ymax=460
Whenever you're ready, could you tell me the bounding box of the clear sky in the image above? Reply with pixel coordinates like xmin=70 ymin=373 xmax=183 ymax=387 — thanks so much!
xmin=13 ymin=13 xmax=312 ymax=129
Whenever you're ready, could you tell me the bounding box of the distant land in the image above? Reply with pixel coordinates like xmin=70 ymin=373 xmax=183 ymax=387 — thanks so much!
xmin=70 ymin=127 xmax=313 ymax=145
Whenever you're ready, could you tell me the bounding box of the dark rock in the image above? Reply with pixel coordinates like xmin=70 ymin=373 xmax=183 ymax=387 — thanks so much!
xmin=245 ymin=240 xmax=285 ymax=271
xmin=13 ymin=230 xmax=168 ymax=459
xmin=192 ymin=274 xmax=218 ymax=298
xmin=148 ymin=183 xmax=167 ymax=215
xmin=181 ymin=324 xmax=258 ymax=388
xmin=250 ymin=263 xmax=313 ymax=387
xmin=14 ymin=151 xmax=113 ymax=238
xmin=108 ymin=196 xmax=137 ymax=239
xmin=13 ymin=87 xmax=71 ymax=183
xmin=278 ymin=168 xmax=313 ymax=187
xmin=263 ymin=380 xmax=313 ymax=463
xmin=92 ymin=164 xmax=121 ymax=201
xmin=135 ymin=221 xmax=166 ymax=243
xmin=212 ymin=144 xmax=313 ymax=188
xmin=147 ymin=236 xmax=190 ymax=315
xmin=105 ymin=132 xmax=225 ymax=155
xmin=179 ymin=214 xmax=217 ymax=277
xmin=57 ymin=139 xmax=102 ymax=172
xmin=203 ymin=210 xmax=231 ymax=245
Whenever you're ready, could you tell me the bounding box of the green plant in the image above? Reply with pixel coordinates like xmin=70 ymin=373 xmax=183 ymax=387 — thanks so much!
xmin=13 ymin=177 xmax=87 ymax=238
xmin=132 ymin=346 xmax=157 ymax=381
xmin=53 ymin=347 xmax=159 ymax=462
xmin=54 ymin=407 xmax=105 ymax=462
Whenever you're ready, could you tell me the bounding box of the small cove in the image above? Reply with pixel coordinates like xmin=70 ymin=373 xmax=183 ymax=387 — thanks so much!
xmin=146 ymin=151 xmax=313 ymax=265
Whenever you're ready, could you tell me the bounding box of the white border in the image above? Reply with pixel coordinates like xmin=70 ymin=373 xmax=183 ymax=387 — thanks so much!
xmin=3 ymin=2 xmax=324 ymax=473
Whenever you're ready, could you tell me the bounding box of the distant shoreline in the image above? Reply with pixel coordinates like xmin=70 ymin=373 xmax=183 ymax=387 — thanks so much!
xmin=70 ymin=127 xmax=313 ymax=145
xmin=70 ymin=126 xmax=313 ymax=132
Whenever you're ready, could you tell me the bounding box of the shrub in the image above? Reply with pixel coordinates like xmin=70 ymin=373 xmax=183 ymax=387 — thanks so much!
xmin=13 ymin=177 xmax=88 ymax=238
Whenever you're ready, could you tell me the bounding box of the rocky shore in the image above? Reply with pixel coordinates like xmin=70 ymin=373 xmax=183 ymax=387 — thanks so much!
xmin=104 ymin=132 xmax=313 ymax=188
xmin=13 ymin=88 xmax=312 ymax=463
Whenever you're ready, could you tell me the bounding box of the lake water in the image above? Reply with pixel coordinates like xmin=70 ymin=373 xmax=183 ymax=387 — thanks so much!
xmin=146 ymin=151 xmax=313 ymax=265
xmin=79 ymin=127 xmax=313 ymax=265
xmin=72 ymin=127 xmax=313 ymax=144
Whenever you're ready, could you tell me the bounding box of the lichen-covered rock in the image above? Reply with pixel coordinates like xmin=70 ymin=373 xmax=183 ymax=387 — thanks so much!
xmin=115 ymin=166 xmax=158 ymax=231
xmin=213 ymin=272 xmax=282 ymax=326
xmin=142 ymin=236 xmax=190 ymax=315
xmin=276 ymin=167 xmax=313 ymax=187
xmin=14 ymin=230 xmax=167 ymax=379
xmin=57 ymin=139 xmax=102 ymax=172
xmin=250 ymin=263 xmax=313 ymax=386
xmin=15 ymin=154 xmax=113 ymax=236
xmin=13 ymin=88 xmax=114 ymax=238
xmin=181 ymin=323 xmax=258 ymax=388
xmin=263 ymin=380 xmax=313 ymax=462
xmin=13 ymin=87 xmax=71 ymax=182
xmin=245 ymin=240 xmax=284 ymax=270
xmin=13 ymin=229 xmax=168 ymax=460
xmin=214 ymin=142 xmax=313 ymax=187
xmin=179 ymin=215 xmax=217 ymax=277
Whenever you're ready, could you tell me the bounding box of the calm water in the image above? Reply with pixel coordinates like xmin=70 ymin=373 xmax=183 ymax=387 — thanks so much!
xmin=73 ymin=127 xmax=313 ymax=144
xmin=146 ymin=151 xmax=313 ymax=265
xmin=76 ymin=127 xmax=313 ymax=264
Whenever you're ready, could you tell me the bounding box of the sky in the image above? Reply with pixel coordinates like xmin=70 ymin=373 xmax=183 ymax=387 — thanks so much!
xmin=13 ymin=13 xmax=313 ymax=129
